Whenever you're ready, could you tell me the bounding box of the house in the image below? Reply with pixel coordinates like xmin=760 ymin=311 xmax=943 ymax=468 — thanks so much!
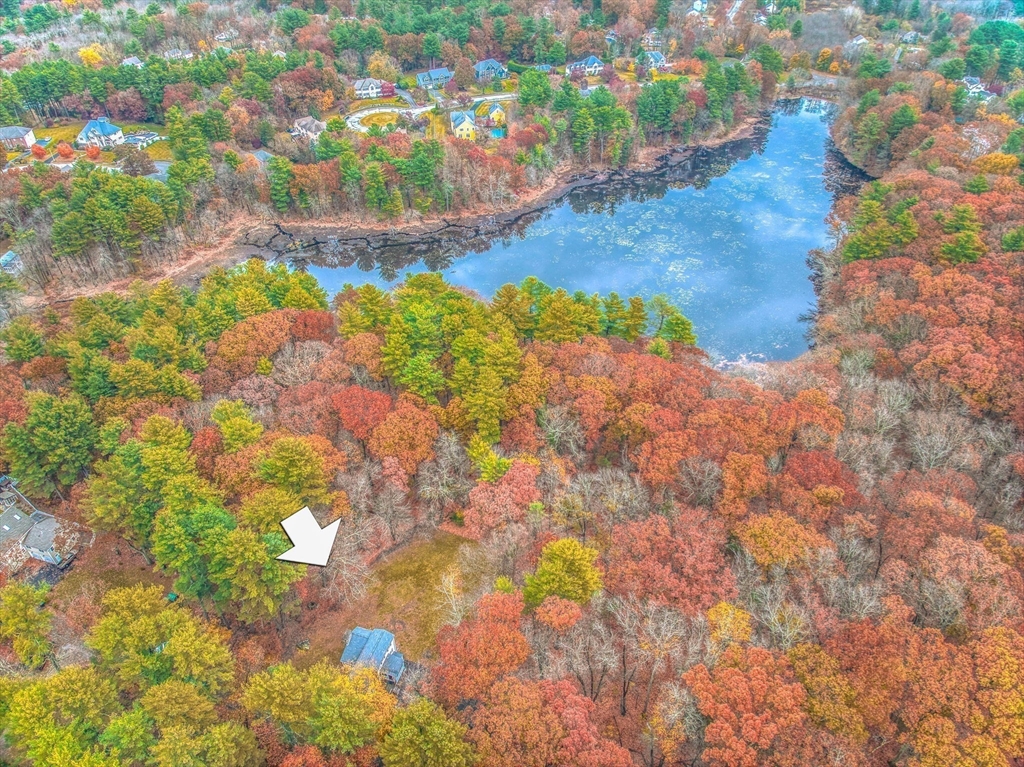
xmin=641 ymin=28 xmax=663 ymax=50
xmin=416 ymin=67 xmax=454 ymax=89
xmin=0 ymin=476 xmax=78 ymax=569
xmin=0 ymin=126 xmax=35 ymax=150
xmin=76 ymin=118 xmax=124 ymax=149
xmin=272 ymin=50 xmax=287 ymax=59
xmin=534 ymin=64 xmax=552 ymax=73
xmin=163 ymin=48 xmax=193 ymax=61
xmin=250 ymin=149 xmax=274 ymax=167
xmin=120 ymin=56 xmax=144 ymax=68
xmin=1 ymin=250 xmax=23 ymax=275
xmin=353 ymin=77 xmax=385 ymax=99
xmin=450 ymin=110 xmax=477 ymax=140
xmin=849 ymin=35 xmax=869 ymax=47
xmin=214 ymin=28 xmax=238 ymax=43
xmin=341 ymin=627 xmax=405 ymax=686
xmin=641 ymin=50 xmax=668 ymax=71
xmin=476 ymin=101 xmax=506 ymax=127
xmin=900 ymin=31 xmax=920 ymax=44
xmin=123 ymin=131 xmax=159 ymax=149
xmin=567 ymin=55 xmax=604 ymax=76
xmin=293 ymin=116 xmax=327 ymax=141
xmin=474 ymin=58 xmax=508 ymax=81
xmin=691 ymin=0 xmax=708 ymax=11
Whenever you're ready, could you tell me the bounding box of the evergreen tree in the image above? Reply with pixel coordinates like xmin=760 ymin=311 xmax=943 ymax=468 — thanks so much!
xmin=267 ymin=156 xmax=294 ymax=213
xmin=3 ymin=392 xmax=97 ymax=496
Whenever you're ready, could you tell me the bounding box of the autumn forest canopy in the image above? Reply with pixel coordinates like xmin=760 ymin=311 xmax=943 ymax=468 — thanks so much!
xmin=1 ymin=0 xmax=1024 ymax=764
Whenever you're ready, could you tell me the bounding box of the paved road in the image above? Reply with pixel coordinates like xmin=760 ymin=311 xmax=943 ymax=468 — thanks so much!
xmin=344 ymin=92 xmax=518 ymax=133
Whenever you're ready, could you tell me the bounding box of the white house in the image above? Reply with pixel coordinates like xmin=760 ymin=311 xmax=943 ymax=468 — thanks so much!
xmin=641 ymin=50 xmax=669 ymax=71
xmin=121 ymin=56 xmax=144 ymax=68
xmin=163 ymin=48 xmax=193 ymax=61
xmin=567 ymin=55 xmax=604 ymax=77
xmin=0 ymin=126 xmax=35 ymax=150
xmin=293 ymin=116 xmax=327 ymax=140
xmin=76 ymin=118 xmax=124 ymax=149
xmin=353 ymin=78 xmax=383 ymax=99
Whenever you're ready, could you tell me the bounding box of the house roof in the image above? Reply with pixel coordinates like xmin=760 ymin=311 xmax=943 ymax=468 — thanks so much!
xmin=382 ymin=651 xmax=405 ymax=680
xmin=0 ymin=126 xmax=31 ymax=139
xmin=644 ymin=51 xmax=667 ymax=65
xmin=534 ymin=64 xmax=552 ymax=72
xmin=416 ymin=67 xmax=453 ymax=85
xmin=121 ymin=56 xmax=144 ymax=67
xmin=1 ymin=250 xmax=19 ymax=267
xmin=22 ymin=514 xmax=57 ymax=551
xmin=341 ymin=627 xmax=395 ymax=668
xmin=79 ymin=118 xmax=122 ymax=138
xmin=474 ymin=58 xmax=505 ymax=75
xmin=251 ymin=149 xmax=274 ymax=163
xmin=295 ymin=117 xmax=326 ymax=134
xmin=353 ymin=78 xmax=382 ymax=90
xmin=571 ymin=55 xmax=604 ymax=68
xmin=451 ymin=110 xmax=476 ymax=128
xmin=0 ymin=505 xmax=36 ymax=546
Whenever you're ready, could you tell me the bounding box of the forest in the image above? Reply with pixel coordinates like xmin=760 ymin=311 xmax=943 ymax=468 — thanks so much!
xmin=0 ymin=0 xmax=1023 ymax=765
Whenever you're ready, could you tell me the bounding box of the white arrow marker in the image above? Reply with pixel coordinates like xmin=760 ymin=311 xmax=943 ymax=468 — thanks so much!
xmin=277 ymin=507 xmax=341 ymax=567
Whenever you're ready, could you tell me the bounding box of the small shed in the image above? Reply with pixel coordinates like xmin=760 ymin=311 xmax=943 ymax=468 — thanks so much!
xmin=341 ymin=627 xmax=406 ymax=686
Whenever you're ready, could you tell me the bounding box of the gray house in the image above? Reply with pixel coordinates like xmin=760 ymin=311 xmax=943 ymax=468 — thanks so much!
xmin=0 ymin=476 xmax=77 ymax=568
xmin=474 ymin=58 xmax=509 ymax=81
xmin=341 ymin=627 xmax=405 ymax=686
xmin=0 ymin=126 xmax=35 ymax=151
xmin=415 ymin=67 xmax=454 ymax=89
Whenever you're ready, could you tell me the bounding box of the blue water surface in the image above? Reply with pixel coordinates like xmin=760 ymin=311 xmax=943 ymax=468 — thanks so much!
xmin=306 ymin=101 xmax=857 ymax=363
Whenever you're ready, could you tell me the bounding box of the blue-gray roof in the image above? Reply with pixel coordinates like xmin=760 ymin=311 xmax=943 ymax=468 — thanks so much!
xmin=341 ymin=627 xmax=394 ymax=669
xmin=416 ymin=68 xmax=453 ymax=87
xmin=1 ymin=250 xmax=18 ymax=267
xmin=572 ymin=55 xmax=604 ymax=68
xmin=644 ymin=51 xmax=667 ymax=65
xmin=79 ymin=118 xmax=121 ymax=137
xmin=474 ymin=58 xmax=506 ymax=76
xmin=383 ymin=651 xmax=405 ymax=683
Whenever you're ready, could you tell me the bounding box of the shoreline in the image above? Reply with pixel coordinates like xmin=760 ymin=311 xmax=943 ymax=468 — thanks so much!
xmin=27 ymin=109 xmax=770 ymax=305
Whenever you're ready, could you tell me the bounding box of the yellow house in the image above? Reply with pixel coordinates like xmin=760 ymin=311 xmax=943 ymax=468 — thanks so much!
xmin=477 ymin=102 xmax=506 ymax=126
xmin=450 ymin=111 xmax=477 ymax=140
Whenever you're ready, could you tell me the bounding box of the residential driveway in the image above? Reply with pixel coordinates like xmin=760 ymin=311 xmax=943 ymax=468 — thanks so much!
xmin=345 ymin=104 xmax=435 ymax=133
xmin=343 ymin=92 xmax=517 ymax=133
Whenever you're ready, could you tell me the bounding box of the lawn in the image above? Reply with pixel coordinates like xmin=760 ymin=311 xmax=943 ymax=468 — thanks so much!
xmin=426 ymin=112 xmax=447 ymax=139
xmin=35 ymin=121 xmax=169 ymax=148
xmin=360 ymin=112 xmax=399 ymax=128
xmin=298 ymin=531 xmax=480 ymax=667
xmin=145 ymin=140 xmax=173 ymax=161
xmin=348 ymin=96 xmax=406 ymax=112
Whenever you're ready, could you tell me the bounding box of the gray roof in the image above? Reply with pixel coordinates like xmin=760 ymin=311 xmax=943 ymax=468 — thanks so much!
xmin=295 ymin=116 xmax=326 ymax=134
xmin=0 ymin=126 xmax=31 ymax=140
xmin=353 ymin=78 xmax=382 ymax=91
xmin=0 ymin=504 xmax=35 ymax=545
xmin=474 ymin=58 xmax=506 ymax=76
xmin=342 ymin=627 xmax=394 ymax=668
xmin=22 ymin=514 xmax=57 ymax=551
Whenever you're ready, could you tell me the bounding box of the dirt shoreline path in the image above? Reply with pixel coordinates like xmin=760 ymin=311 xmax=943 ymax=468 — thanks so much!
xmin=30 ymin=110 xmax=771 ymax=307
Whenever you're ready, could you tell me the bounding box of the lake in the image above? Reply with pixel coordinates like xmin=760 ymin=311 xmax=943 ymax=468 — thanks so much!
xmin=298 ymin=98 xmax=865 ymax=364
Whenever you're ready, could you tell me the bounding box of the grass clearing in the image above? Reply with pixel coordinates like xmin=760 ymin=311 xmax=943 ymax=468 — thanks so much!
xmin=348 ymin=96 xmax=406 ymax=112
xmin=145 ymin=141 xmax=173 ymax=161
xmin=360 ymin=112 xmax=399 ymax=128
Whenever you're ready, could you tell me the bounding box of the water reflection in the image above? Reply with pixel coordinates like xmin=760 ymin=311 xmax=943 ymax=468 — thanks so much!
xmin=289 ymin=98 xmax=866 ymax=362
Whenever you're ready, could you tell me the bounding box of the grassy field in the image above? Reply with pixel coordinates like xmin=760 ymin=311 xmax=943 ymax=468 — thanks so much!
xmin=35 ymin=121 xmax=169 ymax=148
xmin=360 ymin=112 xmax=399 ymax=128
xmin=348 ymin=96 xmax=406 ymax=112
xmin=299 ymin=532 xmax=481 ymax=667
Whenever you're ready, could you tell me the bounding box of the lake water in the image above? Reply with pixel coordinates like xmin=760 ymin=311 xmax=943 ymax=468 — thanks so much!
xmin=301 ymin=99 xmax=864 ymax=363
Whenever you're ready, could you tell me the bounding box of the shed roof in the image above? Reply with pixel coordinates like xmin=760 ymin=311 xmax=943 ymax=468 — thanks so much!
xmin=341 ymin=627 xmax=395 ymax=668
